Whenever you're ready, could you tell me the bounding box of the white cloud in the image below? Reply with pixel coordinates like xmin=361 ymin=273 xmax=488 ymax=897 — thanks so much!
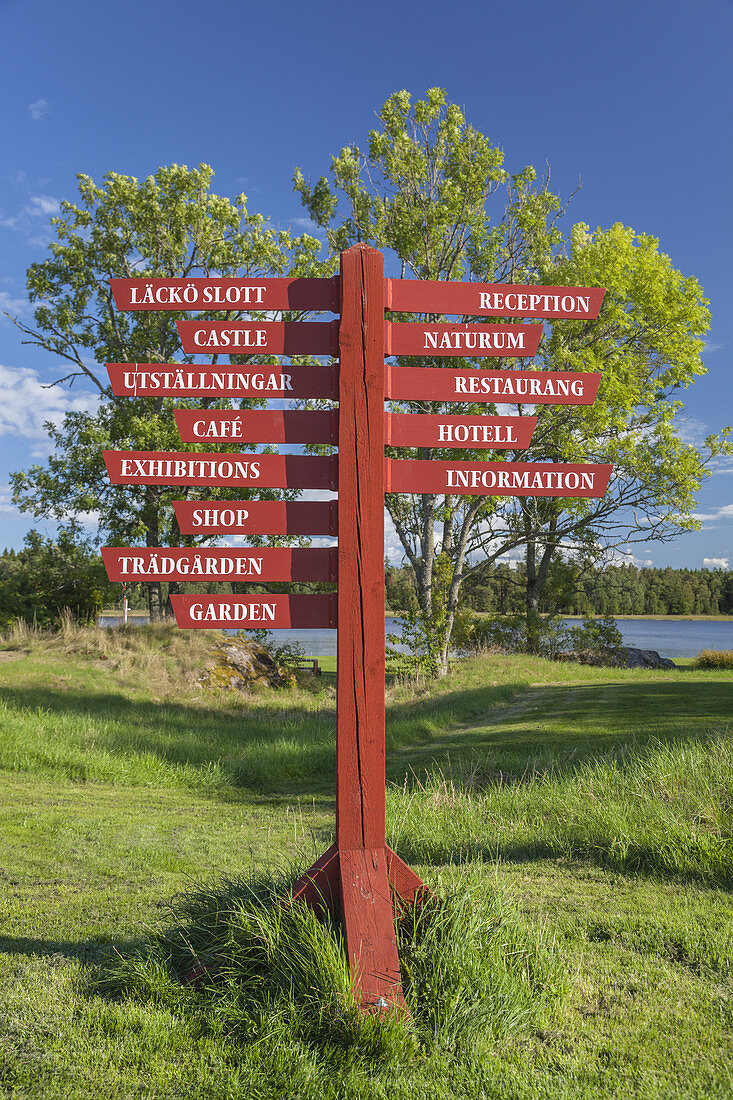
xmin=702 ymin=341 xmax=724 ymax=353
xmin=291 ymin=216 xmax=321 ymax=233
xmin=703 ymin=557 xmax=730 ymax=570
xmin=1 ymin=194 xmax=62 ymax=236
xmin=26 ymin=195 xmax=60 ymax=217
xmin=677 ymin=416 xmax=708 ymax=447
xmin=691 ymin=504 xmax=733 ymax=523
xmin=0 ymin=290 xmax=28 ymax=316
xmin=0 ymin=484 xmax=19 ymax=517
xmin=0 ymin=364 xmax=99 ymax=458
xmin=28 ymin=98 xmax=50 ymax=122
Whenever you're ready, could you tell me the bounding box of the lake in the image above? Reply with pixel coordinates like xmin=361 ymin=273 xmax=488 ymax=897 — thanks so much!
xmin=97 ymin=614 xmax=733 ymax=659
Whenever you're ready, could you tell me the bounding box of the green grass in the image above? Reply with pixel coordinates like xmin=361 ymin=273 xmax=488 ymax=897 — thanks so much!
xmin=0 ymin=622 xmax=732 ymax=1097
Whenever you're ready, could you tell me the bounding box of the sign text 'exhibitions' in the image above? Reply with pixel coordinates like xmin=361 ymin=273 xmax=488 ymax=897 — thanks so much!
xmin=173 ymin=499 xmax=337 ymax=536
xmin=107 ymin=363 xmax=337 ymax=399
xmin=171 ymin=593 xmax=336 ymax=630
xmin=103 ymin=450 xmax=336 ymax=489
xmin=386 ymin=322 xmax=542 ymax=357
xmin=101 ymin=546 xmax=336 ymax=583
xmin=386 ymin=366 xmax=601 ymax=405
xmin=177 ymin=320 xmax=337 ymax=355
xmin=110 ymin=276 xmax=338 ymax=313
xmin=386 ymin=413 xmax=536 ymax=449
xmin=387 ymin=280 xmax=606 ymax=319
xmin=386 ymin=460 xmax=613 ymax=497
xmin=174 ymin=408 xmax=337 ymax=445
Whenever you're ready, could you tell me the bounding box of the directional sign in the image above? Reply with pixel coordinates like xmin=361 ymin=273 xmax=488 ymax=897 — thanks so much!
xmin=177 ymin=320 xmax=337 ymax=355
xmin=104 ymin=451 xmax=336 ymax=489
xmin=386 ymin=321 xmax=542 ymax=357
xmin=107 ymin=363 xmax=337 ymax=399
xmin=174 ymin=409 xmax=337 ymax=445
xmin=110 ymin=276 xmax=339 ymax=313
xmin=171 ymin=593 xmax=336 ymax=629
xmin=386 ymin=459 xmax=613 ymax=497
xmin=386 ymin=413 xmax=536 ymax=449
xmin=386 ymin=366 xmax=601 ymax=405
xmin=387 ymin=280 xmax=605 ymax=319
xmin=173 ymin=499 xmax=337 ymax=536
xmin=101 ymin=546 xmax=336 ymax=583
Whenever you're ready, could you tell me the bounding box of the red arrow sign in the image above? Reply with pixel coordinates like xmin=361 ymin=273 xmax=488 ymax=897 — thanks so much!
xmin=387 ymin=280 xmax=605 ymax=319
xmin=386 ymin=322 xmax=542 ymax=357
xmin=171 ymin=593 xmax=337 ymax=629
xmin=386 ymin=460 xmax=612 ymax=497
xmin=104 ymin=451 xmax=336 ymax=489
xmin=110 ymin=276 xmax=338 ymax=312
xmin=177 ymin=320 xmax=337 ymax=355
xmin=386 ymin=366 xmax=601 ymax=405
xmin=174 ymin=409 xmax=337 ymax=445
xmin=106 ymin=363 xmax=338 ymax=399
xmin=102 ymin=546 xmax=336 ymax=583
xmin=173 ymin=499 xmax=337 ymax=536
xmin=386 ymin=413 xmax=536 ymax=449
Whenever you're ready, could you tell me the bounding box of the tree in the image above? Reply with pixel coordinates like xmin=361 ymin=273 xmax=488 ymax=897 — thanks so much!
xmin=296 ymin=89 xmax=731 ymax=666
xmin=8 ymin=164 xmax=326 ymax=618
xmin=296 ymin=88 xmax=572 ymax=673
xmin=0 ymin=524 xmax=114 ymax=628
xmin=483 ymin=222 xmax=732 ymax=648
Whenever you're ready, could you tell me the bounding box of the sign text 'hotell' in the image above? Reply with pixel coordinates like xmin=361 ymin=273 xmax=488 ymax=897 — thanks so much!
xmin=386 ymin=413 xmax=536 ymax=449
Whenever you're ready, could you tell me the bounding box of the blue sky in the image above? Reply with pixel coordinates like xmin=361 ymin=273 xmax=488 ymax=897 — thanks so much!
xmin=1 ymin=0 xmax=731 ymax=568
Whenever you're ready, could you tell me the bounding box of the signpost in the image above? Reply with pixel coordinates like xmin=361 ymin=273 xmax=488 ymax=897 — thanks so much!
xmin=105 ymin=250 xmax=609 ymax=1014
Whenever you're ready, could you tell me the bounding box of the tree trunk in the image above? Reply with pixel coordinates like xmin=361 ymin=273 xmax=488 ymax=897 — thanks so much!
xmin=147 ymin=581 xmax=163 ymax=621
xmin=164 ymin=580 xmax=181 ymax=618
xmin=525 ymin=535 xmax=541 ymax=653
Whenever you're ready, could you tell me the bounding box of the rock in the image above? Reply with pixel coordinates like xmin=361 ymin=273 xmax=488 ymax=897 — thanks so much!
xmin=562 ymin=645 xmax=677 ymax=669
xmin=197 ymin=638 xmax=295 ymax=691
xmin=618 ymin=646 xmax=677 ymax=669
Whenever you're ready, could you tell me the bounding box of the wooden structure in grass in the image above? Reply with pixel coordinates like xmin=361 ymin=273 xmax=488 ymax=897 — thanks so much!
xmin=105 ymin=247 xmax=608 ymax=1013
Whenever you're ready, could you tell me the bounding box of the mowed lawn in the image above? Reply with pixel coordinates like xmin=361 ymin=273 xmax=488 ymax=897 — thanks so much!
xmin=0 ymin=622 xmax=731 ymax=1099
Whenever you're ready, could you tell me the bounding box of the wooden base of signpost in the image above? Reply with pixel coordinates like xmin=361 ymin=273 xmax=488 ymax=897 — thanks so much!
xmin=290 ymin=844 xmax=426 ymax=1012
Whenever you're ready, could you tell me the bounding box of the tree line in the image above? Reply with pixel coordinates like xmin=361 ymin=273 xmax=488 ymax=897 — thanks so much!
xmin=2 ymin=530 xmax=730 ymax=632
xmin=387 ymin=559 xmax=733 ymax=617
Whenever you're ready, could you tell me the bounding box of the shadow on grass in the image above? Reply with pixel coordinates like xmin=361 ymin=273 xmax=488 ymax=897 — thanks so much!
xmin=392 ymin=835 xmax=733 ymax=892
xmin=1 ymin=673 xmax=730 ymax=798
xmin=387 ymin=677 xmax=733 ymax=787
xmin=0 ymin=933 xmax=129 ymax=968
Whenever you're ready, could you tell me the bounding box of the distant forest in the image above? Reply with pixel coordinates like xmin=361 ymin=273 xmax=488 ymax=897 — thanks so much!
xmin=1 ymin=531 xmax=731 ymax=627
xmin=386 ymin=560 xmax=733 ymax=617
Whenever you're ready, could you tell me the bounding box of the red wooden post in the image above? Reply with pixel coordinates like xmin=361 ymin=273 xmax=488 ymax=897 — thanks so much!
xmin=335 ymin=245 xmax=405 ymax=1009
xmin=290 ymin=245 xmax=424 ymax=1012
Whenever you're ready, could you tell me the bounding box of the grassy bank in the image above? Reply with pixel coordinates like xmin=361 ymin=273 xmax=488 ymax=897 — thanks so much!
xmin=0 ymin=622 xmax=731 ymax=1098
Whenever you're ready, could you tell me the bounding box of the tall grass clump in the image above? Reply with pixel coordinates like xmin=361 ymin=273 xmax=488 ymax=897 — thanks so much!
xmin=103 ymin=868 xmax=563 ymax=1065
xmin=692 ymin=649 xmax=733 ymax=670
xmin=396 ymin=884 xmax=563 ymax=1050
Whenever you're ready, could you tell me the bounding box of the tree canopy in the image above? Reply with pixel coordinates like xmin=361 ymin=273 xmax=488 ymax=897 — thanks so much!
xmin=295 ymin=88 xmax=731 ymax=668
xmin=8 ymin=164 xmax=326 ymax=617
